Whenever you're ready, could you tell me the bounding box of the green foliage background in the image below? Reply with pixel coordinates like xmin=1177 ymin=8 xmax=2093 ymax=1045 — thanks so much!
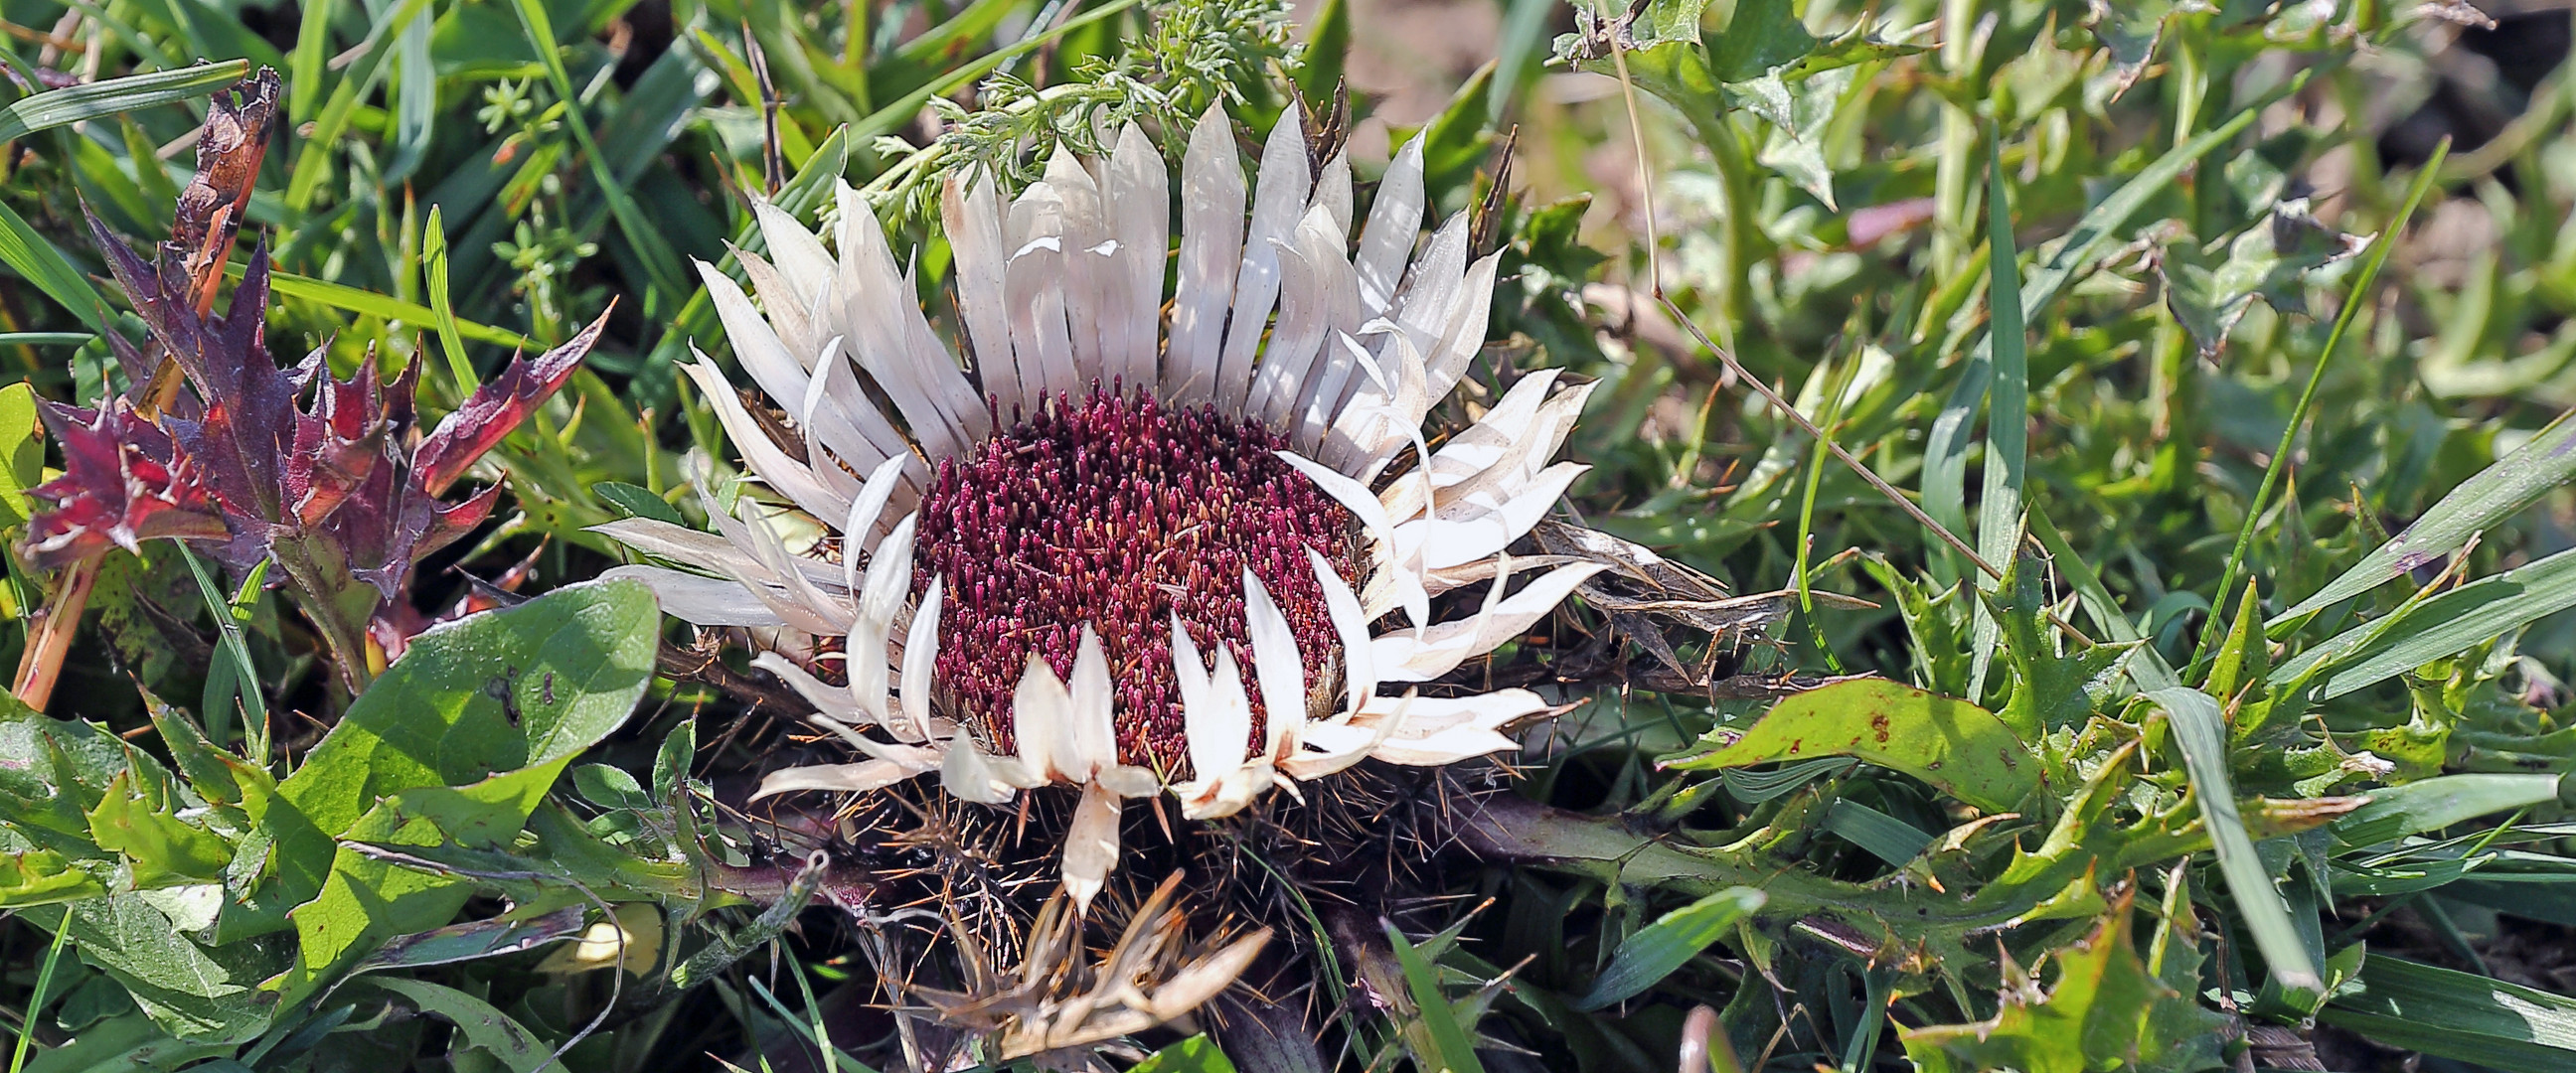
xmin=4 ymin=0 xmax=2576 ymax=1069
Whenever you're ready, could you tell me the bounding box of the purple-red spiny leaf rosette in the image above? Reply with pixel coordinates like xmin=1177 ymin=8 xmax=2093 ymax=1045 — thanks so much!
xmin=41 ymin=209 xmax=610 ymax=680
xmin=21 ymin=400 xmax=227 ymax=567
xmin=89 ymin=225 xmax=298 ymax=539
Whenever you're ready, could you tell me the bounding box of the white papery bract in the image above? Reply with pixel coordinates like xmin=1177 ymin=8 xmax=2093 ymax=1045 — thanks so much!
xmin=598 ymin=104 xmax=1602 ymax=912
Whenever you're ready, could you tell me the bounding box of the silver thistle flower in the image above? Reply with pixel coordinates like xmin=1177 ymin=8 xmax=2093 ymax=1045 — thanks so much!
xmin=601 ymin=103 xmax=1603 ymax=911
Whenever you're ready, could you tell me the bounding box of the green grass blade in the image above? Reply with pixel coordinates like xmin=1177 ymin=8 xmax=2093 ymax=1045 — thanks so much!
xmin=1921 ymin=71 xmax=2309 ymax=566
xmin=283 ymin=0 xmax=432 ymax=214
xmin=746 ymin=974 xmax=878 ymax=1073
xmin=0 ymin=60 xmax=250 ymax=144
xmin=7 ymin=920 xmax=70 ymax=1073
xmin=182 ymin=547 xmax=268 ymax=763
xmin=287 ymin=0 xmax=336 ymax=122
xmin=1384 ymin=920 xmax=1487 ymax=1073
xmin=869 ymin=0 xmax=1038 ymax=101
xmin=2328 ymin=773 xmax=2562 ymax=850
xmin=2269 ymin=543 xmax=2576 ymax=700
xmin=2194 ymin=138 xmax=2449 ymax=669
xmin=1967 ymin=134 xmax=2028 ymax=697
xmin=2275 ymin=403 xmax=2576 ymax=627
xmin=0 ymin=63 xmax=257 ymax=333
xmin=1575 ymin=887 xmax=1765 ymax=1010
xmin=49 ymin=0 xmax=179 ymax=70
xmin=0 ymin=198 xmax=110 ymax=331
xmin=242 ymin=261 xmax=539 ymax=350
xmin=1824 ymin=801 xmax=1933 ymax=866
xmin=422 ymin=205 xmax=475 ymax=392
xmin=2149 ymin=686 xmax=2323 ymax=996
xmin=1490 ymin=0 xmax=1552 ymax=121
xmin=1793 ymin=351 xmax=1859 ymax=670
xmin=508 ymin=0 xmax=693 ymax=311
xmin=2321 ymin=955 xmax=2576 ymax=1069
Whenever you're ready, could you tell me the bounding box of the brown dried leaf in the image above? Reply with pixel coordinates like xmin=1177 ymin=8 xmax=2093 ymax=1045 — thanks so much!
xmin=909 ymin=872 xmax=1271 ymax=1061
xmin=166 ymin=68 xmax=278 ymax=315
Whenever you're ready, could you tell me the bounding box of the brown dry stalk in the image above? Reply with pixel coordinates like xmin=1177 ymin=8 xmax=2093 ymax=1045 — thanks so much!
xmin=12 ymin=552 xmax=98 ymax=711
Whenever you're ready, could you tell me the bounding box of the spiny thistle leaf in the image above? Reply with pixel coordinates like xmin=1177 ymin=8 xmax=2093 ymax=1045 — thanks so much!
xmin=21 ymin=400 xmax=227 ymax=565
xmin=1901 ymin=895 xmax=2230 ymax=1072
xmin=25 ymin=66 xmax=611 ymax=686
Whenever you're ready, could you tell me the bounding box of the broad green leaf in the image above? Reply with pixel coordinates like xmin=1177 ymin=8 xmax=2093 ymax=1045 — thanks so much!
xmin=1133 ymin=1035 xmax=1241 ymax=1073
xmin=0 ymin=61 xmax=252 ymax=144
xmin=2162 ymin=203 xmax=2365 ymax=356
xmin=18 ymin=1010 xmax=232 ymax=1073
xmin=571 ymin=762 xmax=650 ymax=811
xmin=273 ymin=580 xmax=657 ymax=982
xmin=2321 ymin=955 xmax=2576 ymax=1070
xmin=1901 ymin=904 xmax=2229 ymax=1072
xmin=1669 ymin=679 xmax=2038 ymax=813
xmin=291 ymin=763 xmax=572 ymax=982
xmin=1746 ymin=66 xmax=1850 ymax=207
xmin=1413 ymin=61 xmax=1496 ymax=194
xmin=0 ymin=382 xmax=41 ymax=527
xmin=2277 ymin=406 xmax=2576 ymax=626
xmin=592 ymin=480 xmax=685 ymax=527
xmin=2150 ymin=687 xmax=2323 ymax=995
xmin=0 ymin=702 xmax=142 ymax=855
xmin=276 ymin=578 xmax=658 ymax=842
xmin=366 ymin=977 xmax=553 ymax=1073
xmin=2029 ymin=507 xmax=2196 ymax=714
xmin=1574 ymin=887 xmax=1765 ymax=1010
xmin=652 ymin=717 xmax=696 ymax=802
xmin=0 ymin=848 xmax=107 ymax=907
xmin=1704 ymin=0 xmax=1816 ymax=82
xmin=1982 ymin=552 xmax=2128 ymax=738
xmin=2205 ymin=582 xmax=2268 ymax=706
xmin=2329 ymin=774 xmax=2563 ymax=850
xmin=2092 ymin=0 xmax=2175 ymax=95
xmin=20 ymin=892 xmax=289 ymax=1043
xmin=2272 ymin=545 xmax=2576 ymax=700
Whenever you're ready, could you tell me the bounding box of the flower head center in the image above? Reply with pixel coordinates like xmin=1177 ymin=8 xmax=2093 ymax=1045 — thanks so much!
xmin=914 ymin=389 xmax=1364 ymax=775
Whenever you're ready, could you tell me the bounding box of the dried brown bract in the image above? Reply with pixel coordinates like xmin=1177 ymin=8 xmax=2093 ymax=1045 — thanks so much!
xmin=909 ymin=871 xmax=1270 ymax=1069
